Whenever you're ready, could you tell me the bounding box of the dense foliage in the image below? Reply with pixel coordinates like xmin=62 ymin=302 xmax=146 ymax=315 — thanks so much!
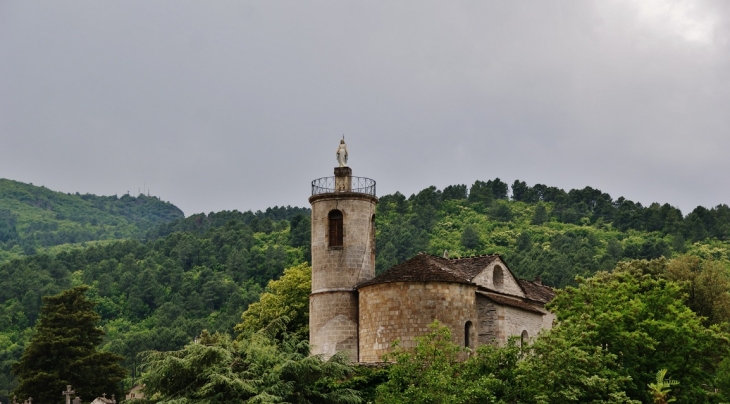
xmin=12 ymin=286 xmax=126 ymax=404
xmin=375 ymin=321 xmax=638 ymax=404
xmin=140 ymin=328 xmax=361 ymax=404
xmin=235 ymin=263 xmax=311 ymax=339
xmin=547 ymin=260 xmax=729 ymax=402
xmin=0 ymin=179 xmax=184 ymax=262
xmin=0 ymin=208 xmax=310 ymax=402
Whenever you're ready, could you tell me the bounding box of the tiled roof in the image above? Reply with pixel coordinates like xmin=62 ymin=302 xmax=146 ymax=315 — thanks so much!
xmin=357 ymin=253 xmax=471 ymax=288
xmin=357 ymin=253 xmax=499 ymax=288
xmin=358 ymin=253 xmax=556 ymax=305
xmin=476 ymin=291 xmax=547 ymax=314
xmin=518 ymin=279 xmax=556 ymax=304
xmin=446 ymin=255 xmax=500 ymax=278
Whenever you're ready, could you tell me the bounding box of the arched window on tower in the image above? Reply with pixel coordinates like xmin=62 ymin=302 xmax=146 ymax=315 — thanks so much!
xmin=465 ymin=321 xmax=473 ymax=348
xmin=521 ymin=330 xmax=529 ymax=347
xmin=329 ymin=210 xmax=343 ymax=247
xmin=493 ymin=265 xmax=504 ymax=289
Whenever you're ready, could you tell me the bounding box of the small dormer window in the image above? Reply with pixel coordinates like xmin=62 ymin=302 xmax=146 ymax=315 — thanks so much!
xmin=329 ymin=210 xmax=343 ymax=247
xmin=493 ymin=265 xmax=504 ymax=289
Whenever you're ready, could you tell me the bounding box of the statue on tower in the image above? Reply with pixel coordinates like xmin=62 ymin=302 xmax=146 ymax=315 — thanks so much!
xmin=336 ymin=137 xmax=348 ymax=167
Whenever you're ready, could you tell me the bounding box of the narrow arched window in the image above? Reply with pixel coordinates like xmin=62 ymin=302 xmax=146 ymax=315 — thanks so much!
xmin=521 ymin=330 xmax=529 ymax=347
xmin=465 ymin=321 xmax=473 ymax=348
xmin=370 ymin=214 xmax=376 ymax=249
xmin=329 ymin=210 xmax=343 ymax=247
xmin=493 ymin=265 xmax=504 ymax=289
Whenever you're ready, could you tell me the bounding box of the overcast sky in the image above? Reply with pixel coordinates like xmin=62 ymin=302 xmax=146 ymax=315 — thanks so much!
xmin=1 ymin=1 xmax=729 ymax=216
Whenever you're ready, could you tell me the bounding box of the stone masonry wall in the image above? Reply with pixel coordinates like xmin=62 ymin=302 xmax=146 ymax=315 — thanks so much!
xmin=358 ymin=282 xmax=477 ymax=363
xmin=500 ymin=305 xmax=545 ymax=345
xmin=310 ymin=194 xmax=377 ymax=292
xmin=309 ymin=192 xmax=377 ymax=360
xmin=477 ymin=295 xmax=550 ymax=346
xmin=310 ymin=291 xmax=359 ymax=362
xmin=476 ymin=295 xmax=498 ymax=345
xmin=471 ymin=260 xmax=525 ymax=297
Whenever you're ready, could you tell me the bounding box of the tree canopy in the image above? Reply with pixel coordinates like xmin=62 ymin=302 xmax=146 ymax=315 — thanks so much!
xmin=140 ymin=327 xmax=361 ymax=404
xmin=235 ymin=262 xmax=312 ymax=339
xmin=0 ymin=179 xmax=184 ymax=262
xmin=12 ymin=286 xmax=126 ymax=403
xmin=546 ymin=260 xmax=729 ymax=402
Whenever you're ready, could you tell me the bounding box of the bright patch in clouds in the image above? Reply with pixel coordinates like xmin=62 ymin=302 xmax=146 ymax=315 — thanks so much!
xmin=629 ymin=0 xmax=717 ymax=44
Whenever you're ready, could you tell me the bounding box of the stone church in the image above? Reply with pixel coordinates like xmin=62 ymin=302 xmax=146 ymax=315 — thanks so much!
xmin=309 ymin=141 xmax=555 ymax=363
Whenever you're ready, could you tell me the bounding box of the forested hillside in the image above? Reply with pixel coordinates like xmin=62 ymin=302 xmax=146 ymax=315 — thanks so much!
xmin=0 ymin=179 xmax=184 ymax=262
xmin=2 ymin=178 xmax=730 ymax=401
xmin=376 ymin=179 xmax=730 ymax=287
xmin=0 ymin=207 xmax=311 ymax=401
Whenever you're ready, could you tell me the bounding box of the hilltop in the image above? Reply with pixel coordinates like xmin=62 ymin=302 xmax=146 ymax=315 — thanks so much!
xmin=0 ymin=179 xmax=184 ymax=262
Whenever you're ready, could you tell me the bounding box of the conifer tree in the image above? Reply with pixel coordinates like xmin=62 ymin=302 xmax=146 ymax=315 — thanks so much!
xmin=531 ymin=203 xmax=549 ymax=225
xmin=461 ymin=225 xmax=481 ymax=250
xmin=12 ymin=286 xmax=126 ymax=403
xmin=141 ymin=326 xmax=361 ymax=403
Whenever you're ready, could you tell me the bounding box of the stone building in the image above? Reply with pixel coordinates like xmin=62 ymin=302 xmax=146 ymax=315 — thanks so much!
xmin=357 ymin=253 xmax=555 ymax=362
xmin=309 ymin=141 xmax=555 ymax=363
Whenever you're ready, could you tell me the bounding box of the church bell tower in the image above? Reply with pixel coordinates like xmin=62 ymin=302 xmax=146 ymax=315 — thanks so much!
xmin=309 ymin=139 xmax=377 ymax=362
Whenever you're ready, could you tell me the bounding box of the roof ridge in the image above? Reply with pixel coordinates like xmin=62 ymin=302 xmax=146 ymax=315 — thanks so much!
xmin=422 ymin=253 xmax=504 ymax=260
xmin=431 ymin=257 xmax=471 ymax=281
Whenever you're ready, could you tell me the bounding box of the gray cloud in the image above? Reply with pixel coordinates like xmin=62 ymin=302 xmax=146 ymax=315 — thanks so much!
xmin=1 ymin=0 xmax=729 ymax=215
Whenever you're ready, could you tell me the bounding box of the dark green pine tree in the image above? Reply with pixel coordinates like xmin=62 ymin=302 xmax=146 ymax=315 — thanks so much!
xmin=531 ymin=203 xmax=549 ymax=225
xmin=461 ymin=225 xmax=481 ymax=250
xmin=12 ymin=286 xmax=126 ymax=404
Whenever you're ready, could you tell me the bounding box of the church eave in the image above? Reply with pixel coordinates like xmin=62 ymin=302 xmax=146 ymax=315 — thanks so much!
xmin=476 ymin=289 xmax=547 ymax=315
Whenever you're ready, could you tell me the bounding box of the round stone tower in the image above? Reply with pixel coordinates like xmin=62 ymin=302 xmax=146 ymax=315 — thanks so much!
xmin=309 ymin=140 xmax=377 ymax=362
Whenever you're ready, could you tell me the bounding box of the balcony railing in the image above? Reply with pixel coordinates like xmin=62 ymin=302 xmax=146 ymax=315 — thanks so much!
xmin=311 ymin=176 xmax=376 ymax=196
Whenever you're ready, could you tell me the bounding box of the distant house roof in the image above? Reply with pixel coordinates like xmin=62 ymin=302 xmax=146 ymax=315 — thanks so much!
xmin=126 ymin=384 xmax=145 ymax=401
xmin=357 ymin=253 xmax=555 ymax=305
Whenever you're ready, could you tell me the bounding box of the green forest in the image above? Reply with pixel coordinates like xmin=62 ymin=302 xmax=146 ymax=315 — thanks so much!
xmin=0 ymin=179 xmax=184 ymax=262
xmin=2 ymin=178 xmax=730 ymax=403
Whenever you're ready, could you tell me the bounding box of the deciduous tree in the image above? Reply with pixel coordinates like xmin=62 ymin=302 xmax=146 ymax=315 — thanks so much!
xmin=235 ymin=263 xmax=311 ymax=339
xmin=548 ymin=262 xmax=729 ymax=402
